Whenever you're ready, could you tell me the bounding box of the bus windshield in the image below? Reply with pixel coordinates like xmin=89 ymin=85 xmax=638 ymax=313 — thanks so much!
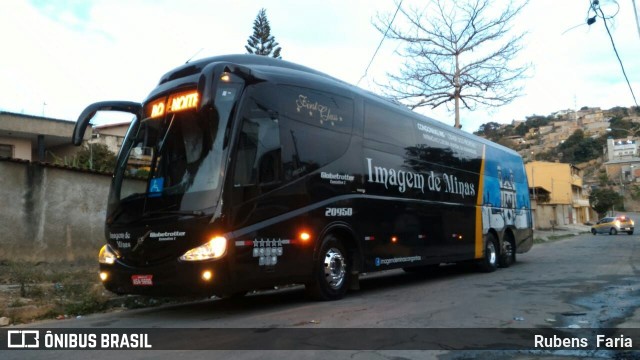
xmin=107 ymin=81 xmax=243 ymax=224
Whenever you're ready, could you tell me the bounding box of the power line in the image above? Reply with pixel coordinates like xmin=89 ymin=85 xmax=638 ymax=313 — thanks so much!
xmin=357 ymin=0 xmax=403 ymax=86
xmin=590 ymin=0 xmax=639 ymax=107
xmin=633 ymin=0 xmax=640 ymax=40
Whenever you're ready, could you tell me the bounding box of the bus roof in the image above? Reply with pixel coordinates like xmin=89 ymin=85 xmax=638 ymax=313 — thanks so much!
xmin=157 ymin=54 xmax=521 ymax=158
xmin=159 ymin=54 xmax=336 ymax=85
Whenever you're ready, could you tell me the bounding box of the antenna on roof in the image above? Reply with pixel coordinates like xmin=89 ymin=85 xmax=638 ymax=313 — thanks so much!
xmin=185 ymin=48 xmax=204 ymax=64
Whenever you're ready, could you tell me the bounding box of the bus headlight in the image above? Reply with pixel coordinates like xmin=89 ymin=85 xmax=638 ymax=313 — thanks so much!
xmin=98 ymin=244 xmax=119 ymax=265
xmin=180 ymin=236 xmax=227 ymax=261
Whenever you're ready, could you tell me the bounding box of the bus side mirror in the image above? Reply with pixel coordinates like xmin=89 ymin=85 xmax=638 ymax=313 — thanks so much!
xmin=72 ymin=101 xmax=142 ymax=146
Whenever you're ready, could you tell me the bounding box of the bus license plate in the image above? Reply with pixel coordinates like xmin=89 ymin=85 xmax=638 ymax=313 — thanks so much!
xmin=132 ymin=275 xmax=153 ymax=286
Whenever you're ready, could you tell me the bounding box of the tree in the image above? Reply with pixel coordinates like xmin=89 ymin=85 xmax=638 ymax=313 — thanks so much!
xmin=78 ymin=143 xmax=117 ymax=172
xmin=589 ymin=188 xmax=624 ymax=216
xmin=245 ymin=8 xmax=282 ymax=58
xmin=375 ymin=0 xmax=529 ymax=128
xmin=557 ymin=129 xmax=602 ymax=164
xmin=474 ymin=121 xmax=502 ymax=140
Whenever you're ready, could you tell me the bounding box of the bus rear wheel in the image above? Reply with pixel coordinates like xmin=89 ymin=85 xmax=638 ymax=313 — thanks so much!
xmin=478 ymin=233 xmax=498 ymax=273
xmin=305 ymin=235 xmax=350 ymax=301
xmin=499 ymin=236 xmax=516 ymax=268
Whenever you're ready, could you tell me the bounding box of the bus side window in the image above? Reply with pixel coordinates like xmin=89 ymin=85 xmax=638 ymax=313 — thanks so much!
xmin=278 ymin=86 xmax=354 ymax=181
xmin=233 ymin=93 xmax=282 ymax=200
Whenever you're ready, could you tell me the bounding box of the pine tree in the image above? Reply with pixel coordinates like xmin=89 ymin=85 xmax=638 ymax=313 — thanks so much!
xmin=245 ymin=8 xmax=282 ymax=59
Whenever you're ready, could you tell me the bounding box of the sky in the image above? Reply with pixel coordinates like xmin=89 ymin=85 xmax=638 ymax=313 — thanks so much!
xmin=0 ymin=0 xmax=639 ymax=133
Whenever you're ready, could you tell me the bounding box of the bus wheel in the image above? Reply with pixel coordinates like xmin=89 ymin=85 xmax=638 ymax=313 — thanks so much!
xmin=305 ymin=235 xmax=350 ymax=301
xmin=499 ymin=236 xmax=516 ymax=268
xmin=478 ymin=234 xmax=498 ymax=273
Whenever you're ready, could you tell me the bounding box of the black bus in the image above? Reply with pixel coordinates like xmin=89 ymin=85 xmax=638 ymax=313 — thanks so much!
xmin=72 ymin=54 xmax=533 ymax=301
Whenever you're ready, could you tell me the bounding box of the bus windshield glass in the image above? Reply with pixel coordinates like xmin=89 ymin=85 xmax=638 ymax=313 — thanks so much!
xmin=107 ymin=81 xmax=243 ymax=224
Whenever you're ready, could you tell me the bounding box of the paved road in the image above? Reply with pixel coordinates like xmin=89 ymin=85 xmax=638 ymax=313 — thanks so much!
xmin=3 ymin=230 xmax=640 ymax=359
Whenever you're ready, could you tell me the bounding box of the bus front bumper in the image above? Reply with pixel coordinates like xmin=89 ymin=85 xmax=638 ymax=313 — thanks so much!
xmin=98 ymin=258 xmax=232 ymax=297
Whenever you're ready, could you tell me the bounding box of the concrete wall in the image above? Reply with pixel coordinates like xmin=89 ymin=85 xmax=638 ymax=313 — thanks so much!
xmin=533 ymin=203 xmax=579 ymax=229
xmin=0 ymin=159 xmax=111 ymax=262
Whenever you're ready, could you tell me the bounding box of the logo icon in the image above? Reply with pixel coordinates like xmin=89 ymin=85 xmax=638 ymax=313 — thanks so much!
xmin=7 ymin=330 xmax=39 ymax=348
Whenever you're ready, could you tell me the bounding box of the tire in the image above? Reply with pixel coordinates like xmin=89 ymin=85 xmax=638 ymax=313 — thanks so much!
xmin=477 ymin=233 xmax=498 ymax=273
xmin=628 ymin=231 xmax=634 ymax=235
xmin=305 ymin=235 xmax=350 ymax=301
xmin=499 ymin=236 xmax=516 ymax=268
xmin=610 ymin=228 xmax=618 ymax=235
xmin=591 ymin=228 xmax=597 ymax=235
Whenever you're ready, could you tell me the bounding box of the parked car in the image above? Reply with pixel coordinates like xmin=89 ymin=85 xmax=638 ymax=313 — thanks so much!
xmin=591 ymin=215 xmax=634 ymax=235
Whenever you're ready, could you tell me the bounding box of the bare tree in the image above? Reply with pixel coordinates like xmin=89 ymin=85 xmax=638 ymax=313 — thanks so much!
xmin=375 ymin=0 xmax=530 ymax=129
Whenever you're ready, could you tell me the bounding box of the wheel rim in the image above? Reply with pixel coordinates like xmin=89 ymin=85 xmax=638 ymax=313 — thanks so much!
xmin=504 ymin=241 xmax=514 ymax=260
xmin=323 ymin=247 xmax=346 ymax=290
xmin=487 ymin=241 xmax=497 ymax=265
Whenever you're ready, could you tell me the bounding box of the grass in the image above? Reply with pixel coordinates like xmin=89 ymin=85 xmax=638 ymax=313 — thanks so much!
xmin=0 ymin=260 xmax=181 ymax=324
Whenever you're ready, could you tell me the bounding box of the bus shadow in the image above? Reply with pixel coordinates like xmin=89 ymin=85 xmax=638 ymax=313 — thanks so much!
xmin=357 ymin=263 xmax=478 ymax=294
xmin=137 ymin=263 xmax=483 ymax=318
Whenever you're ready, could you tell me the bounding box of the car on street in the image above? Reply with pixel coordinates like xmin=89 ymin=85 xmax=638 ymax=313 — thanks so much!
xmin=591 ymin=215 xmax=634 ymax=235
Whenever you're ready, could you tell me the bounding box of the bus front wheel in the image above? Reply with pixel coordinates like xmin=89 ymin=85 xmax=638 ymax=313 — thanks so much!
xmin=478 ymin=234 xmax=498 ymax=273
xmin=305 ymin=235 xmax=350 ymax=301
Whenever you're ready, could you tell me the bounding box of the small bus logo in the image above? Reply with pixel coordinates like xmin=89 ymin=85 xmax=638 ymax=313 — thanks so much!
xmin=7 ymin=330 xmax=40 ymax=348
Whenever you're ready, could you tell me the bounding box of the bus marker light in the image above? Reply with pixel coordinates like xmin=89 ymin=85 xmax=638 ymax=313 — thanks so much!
xmin=202 ymin=270 xmax=213 ymax=281
xmin=299 ymin=232 xmax=311 ymax=242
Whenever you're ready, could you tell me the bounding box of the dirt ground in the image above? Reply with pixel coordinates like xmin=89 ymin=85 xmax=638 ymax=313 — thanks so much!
xmin=0 ymin=260 xmax=169 ymax=325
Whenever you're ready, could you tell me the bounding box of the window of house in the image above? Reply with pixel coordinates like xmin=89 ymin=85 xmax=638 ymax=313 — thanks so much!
xmin=0 ymin=144 xmax=13 ymax=158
